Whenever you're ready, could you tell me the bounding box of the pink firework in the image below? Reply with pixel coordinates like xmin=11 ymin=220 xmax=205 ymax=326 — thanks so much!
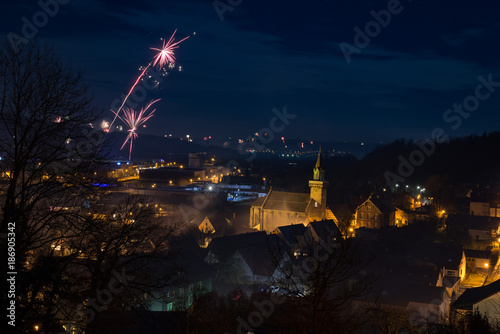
xmin=109 ymin=30 xmax=189 ymax=129
xmin=54 ymin=116 xmax=63 ymax=123
xmin=150 ymin=29 xmax=190 ymax=68
xmin=112 ymin=99 xmax=160 ymax=160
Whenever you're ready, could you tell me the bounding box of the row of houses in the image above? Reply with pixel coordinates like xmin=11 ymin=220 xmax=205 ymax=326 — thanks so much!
xmin=144 ymin=216 xmax=500 ymax=325
xmin=147 ymin=219 xmax=341 ymax=312
xmin=355 ymin=230 xmax=500 ymax=324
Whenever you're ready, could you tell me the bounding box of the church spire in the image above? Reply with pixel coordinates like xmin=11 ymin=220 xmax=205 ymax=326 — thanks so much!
xmin=313 ymin=147 xmax=325 ymax=181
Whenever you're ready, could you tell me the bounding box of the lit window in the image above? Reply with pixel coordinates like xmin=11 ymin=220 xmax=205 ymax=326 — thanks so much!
xmin=367 ymin=205 xmax=371 ymax=211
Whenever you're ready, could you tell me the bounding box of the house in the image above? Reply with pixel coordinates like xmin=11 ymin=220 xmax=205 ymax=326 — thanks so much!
xmin=464 ymin=249 xmax=492 ymax=272
xmin=149 ymin=251 xmax=216 ymax=312
xmin=198 ymin=216 xmax=215 ymax=234
xmin=305 ymin=220 xmax=341 ymax=245
xmin=377 ymin=285 xmax=450 ymax=324
xmin=194 ymin=215 xmax=232 ymax=247
xmin=365 ymin=241 xmax=465 ymax=323
xmin=406 ymin=287 xmax=451 ymax=323
xmin=427 ymin=245 xmax=467 ymax=283
xmin=204 ymin=232 xmax=290 ymax=294
xmin=469 ymin=191 xmax=500 ymax=217
xmin=205 ymin=232 xmax=271 ymax=265
xmin=411 ymin=204 xmax=434 ymax=222
xmin=273 ymin=223 xmax=308 ymax=254
xmin=371 ymin=262 xmax=452 ymax=324
xmin=452 ymin=278 xmax=500 ymax=322
xmin=470 ymin=201 xmax=491 ymax=217
xmin=353 ymin=198 xmax=409 ymax=229
xmin=446 ymin=214 xmax=500 ymax=243
xmin=230 ymin=247 xmax=291 ymax=285
xmin=249 ymin=150 xmax=336 ymax=232
xmin=392 ymin=192 xmax=416 ymax=211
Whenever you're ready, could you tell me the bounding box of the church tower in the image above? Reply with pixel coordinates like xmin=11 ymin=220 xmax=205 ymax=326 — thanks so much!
xmin=308 ymin=148 xmax=329 ymax=220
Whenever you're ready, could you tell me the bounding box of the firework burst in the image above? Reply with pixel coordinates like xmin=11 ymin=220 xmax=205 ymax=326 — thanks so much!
xmin=112 ymin=99 xmax=160 ymax=160
xmin=150 ymin=29 xmax=190 ymax=68
xmin=109 ymin=30 xmax=189 ymax=129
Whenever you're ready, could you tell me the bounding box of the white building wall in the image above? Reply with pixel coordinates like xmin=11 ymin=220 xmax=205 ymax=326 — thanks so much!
xmin=477 ymin=293 xmax=500 ymax=322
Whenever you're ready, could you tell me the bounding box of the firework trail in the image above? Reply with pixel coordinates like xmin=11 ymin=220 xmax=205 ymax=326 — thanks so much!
xmin=109 ymin=30 xmax=189 ymax=129
xmin=112 ymin=99 xmax=160 ymax=161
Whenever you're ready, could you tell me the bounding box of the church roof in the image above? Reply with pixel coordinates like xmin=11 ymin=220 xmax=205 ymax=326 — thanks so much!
xmin=255 ymin=191 xmax=310 ymax=212
xmin=252 ymin=197 xmax=266 ymax=207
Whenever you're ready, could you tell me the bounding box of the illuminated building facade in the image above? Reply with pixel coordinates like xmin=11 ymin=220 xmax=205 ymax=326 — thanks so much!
xmin=249 ymin=151 xmax=336 ymax=232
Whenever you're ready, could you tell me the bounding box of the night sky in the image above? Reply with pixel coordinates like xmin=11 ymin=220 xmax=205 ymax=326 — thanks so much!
xmin=2 ymin=0 xmax=500 ymax=143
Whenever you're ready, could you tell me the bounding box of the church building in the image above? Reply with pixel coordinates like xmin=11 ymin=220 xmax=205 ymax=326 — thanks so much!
xmin=249 ymin=150 xmax=336 ymax=232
